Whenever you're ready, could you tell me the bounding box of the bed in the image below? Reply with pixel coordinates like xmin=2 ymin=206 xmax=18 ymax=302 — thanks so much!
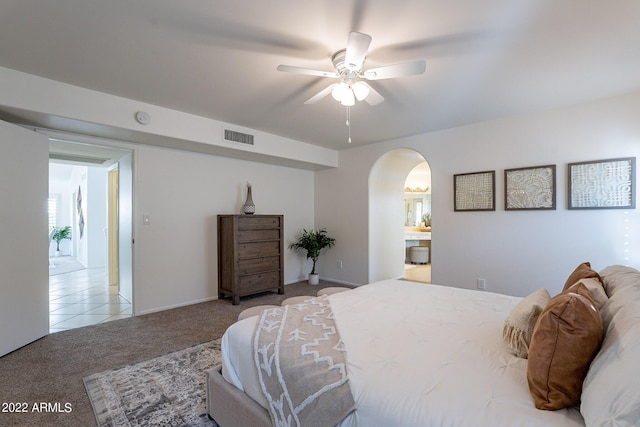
xmin=206 ymin=264 xmax=640 ymax=426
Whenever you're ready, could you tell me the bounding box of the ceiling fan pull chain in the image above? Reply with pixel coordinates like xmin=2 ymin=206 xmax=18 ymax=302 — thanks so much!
xmin=347 ymin=107 xmax=352 ymax=143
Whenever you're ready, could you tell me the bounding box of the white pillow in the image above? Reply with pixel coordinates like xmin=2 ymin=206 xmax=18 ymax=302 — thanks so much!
xmin=580 ymin=265 xmax=640 ymax=425
xmin=566 ymin=277 xmax=608 ymax=310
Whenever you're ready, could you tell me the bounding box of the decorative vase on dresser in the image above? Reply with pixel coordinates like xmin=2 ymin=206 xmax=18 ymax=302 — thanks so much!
xmin=217 ymin=214 xmax=284 ymax=305
xmin=242 ymin=182 xmax=255 ymax=215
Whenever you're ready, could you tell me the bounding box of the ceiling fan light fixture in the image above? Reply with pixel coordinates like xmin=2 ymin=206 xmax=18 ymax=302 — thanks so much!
xmin=277 ymin=31 xmax=426 ymax=144
xmin=331 ymin=82 xmax=349 ymax=102
xmin=352 ymin=81 xmax=370 ymax=101
xmin=340 ymin=89 xmax=355 ymax=106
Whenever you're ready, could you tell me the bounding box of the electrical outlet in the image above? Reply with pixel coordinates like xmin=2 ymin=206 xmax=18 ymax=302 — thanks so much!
xmin=337 ymin=260 xmax=343 ymax=269
xmin=477 ymin=278 xmax=486 ymax=290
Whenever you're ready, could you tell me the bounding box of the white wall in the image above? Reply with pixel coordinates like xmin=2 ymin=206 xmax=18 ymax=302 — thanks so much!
xmin=0 ymin=67 xmax=320 ymax=316
xmin=133 ymin=144 xmax=314 ymax=314
xmin=48 ymin=165 xmax=106 ymax=265
xmin=316 ymin=91 xmax=640 ymax=297
xmin=86 ymin=168 xmax=107 ymax=268
xmin=46 ymin=138 xmax=314 ymax=315
xmin=4 ymin=66 xmax=639 ymax=315
xmin=0 ymin=66 xmax=338 ymax=171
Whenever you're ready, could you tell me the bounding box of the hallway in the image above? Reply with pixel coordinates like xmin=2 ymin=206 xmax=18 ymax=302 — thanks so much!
xmin=49 ymin=263 xmax=131 ymax=334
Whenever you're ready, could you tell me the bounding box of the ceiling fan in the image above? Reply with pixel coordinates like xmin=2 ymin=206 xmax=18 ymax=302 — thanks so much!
xmin=277 ymin=31 xmax=427 ymax=107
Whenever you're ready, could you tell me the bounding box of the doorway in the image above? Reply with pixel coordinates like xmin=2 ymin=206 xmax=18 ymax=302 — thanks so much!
xmin=108 ymin=166 xmax=119 ymax=289
xmin=403 ymin=162 xmax=431 ymax=283
xmin=48 ymin=138 xmax=133 ymax=333
xmin=369 ymin=148 xmax=430 ymax=283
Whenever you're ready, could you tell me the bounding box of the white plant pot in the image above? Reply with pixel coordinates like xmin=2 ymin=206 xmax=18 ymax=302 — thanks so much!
xmin=308 ymin=273 xmax=320 ymax=285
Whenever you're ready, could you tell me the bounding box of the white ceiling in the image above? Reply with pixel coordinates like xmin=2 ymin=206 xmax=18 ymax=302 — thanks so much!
xmin=1 ymin=0 xmax=639 ymax=151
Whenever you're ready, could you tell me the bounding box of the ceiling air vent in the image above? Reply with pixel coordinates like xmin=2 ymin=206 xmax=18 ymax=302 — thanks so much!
xmin=49 ymin=153 xmax=110 ymax=165
xmin=224 ymin=129 xmax=254 ymax=146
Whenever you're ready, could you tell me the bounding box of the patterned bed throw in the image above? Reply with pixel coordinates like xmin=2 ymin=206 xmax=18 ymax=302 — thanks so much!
xmin=253 ymin=295 xmax=355 ymax=427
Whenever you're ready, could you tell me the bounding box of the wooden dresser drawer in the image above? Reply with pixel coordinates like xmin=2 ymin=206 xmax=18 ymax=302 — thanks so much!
xmin=238 ymin=256 xmax=280 ymax=275
xmin=238 ymin=216 xmax=281 ymax=230
xmin=238 ymin=241 xmax=280 ymax=258
xmin=238 ymin=228 xmax=280 ymax=243
xmin=238 ymin=271 xmax=281 ymax=294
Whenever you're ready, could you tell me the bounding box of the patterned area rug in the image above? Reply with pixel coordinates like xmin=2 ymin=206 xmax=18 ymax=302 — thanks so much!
xmin=83 ymin=339 xmax=222 ymax=427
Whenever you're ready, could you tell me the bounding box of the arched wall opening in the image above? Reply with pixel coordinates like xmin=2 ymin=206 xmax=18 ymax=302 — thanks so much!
xmin=368 ymin=148 xmax=430 ymax=283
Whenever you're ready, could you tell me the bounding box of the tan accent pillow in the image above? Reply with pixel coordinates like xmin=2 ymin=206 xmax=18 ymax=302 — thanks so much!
xmin=563 ymin=262 xmax=603 ymax=292
xmin=503 ymin=288 xmax=551 ymax=358
xmin=567 ymin=278 xmax=608 ymax=310
xmin=527 ymin=283 xmax=604 ymax=410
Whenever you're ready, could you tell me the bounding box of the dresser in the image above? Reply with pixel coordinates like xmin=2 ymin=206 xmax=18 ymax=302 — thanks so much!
xmin=217 ymin=214 xmax=284 ymax=305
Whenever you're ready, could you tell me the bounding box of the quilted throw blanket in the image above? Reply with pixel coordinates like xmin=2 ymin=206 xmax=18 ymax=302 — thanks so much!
xmin=253 ymin=295 xmax=355 ymax=427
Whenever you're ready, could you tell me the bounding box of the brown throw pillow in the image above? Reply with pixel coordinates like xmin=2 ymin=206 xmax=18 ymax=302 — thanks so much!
xmin=527 ymin=283 xmax=604 ymax=410
xmin=562 ymin=262 xmax=603 ymax=292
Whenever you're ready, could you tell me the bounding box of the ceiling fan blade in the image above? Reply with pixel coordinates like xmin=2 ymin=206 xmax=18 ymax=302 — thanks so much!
xmin=344 ymin=32 xmax=372 ymax=71
xmin=363 ymin=60 xmax=426 ymax=80
xmin=361 ymin=82 xmax=384 ymax=106
xmin=277 ymin=65 xmax=338 ymax=78
xmin=304 ymin=83 xmax=338 ymax=104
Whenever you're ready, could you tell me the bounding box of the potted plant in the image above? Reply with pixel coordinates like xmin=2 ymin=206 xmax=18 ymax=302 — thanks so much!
xmin=421 ymin=212 xmax=431 ymax=227
xmin=52 ymin=225 xmax=72 ymax=256
xmin=289 ymin=228 xmax=336 ymax=285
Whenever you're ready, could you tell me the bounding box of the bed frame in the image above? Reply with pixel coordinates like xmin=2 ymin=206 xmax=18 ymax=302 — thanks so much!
xmin=206 ymin=365 xmax=271 ymax=427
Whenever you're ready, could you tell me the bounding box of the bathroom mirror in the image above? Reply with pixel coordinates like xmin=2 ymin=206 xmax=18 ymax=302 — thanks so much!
xmin=404 ymin=194 xmax=431 ymax=226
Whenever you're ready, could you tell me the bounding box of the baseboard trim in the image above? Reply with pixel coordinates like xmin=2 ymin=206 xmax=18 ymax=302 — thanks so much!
xmin=319 ymin=277 xmax=363 ymax=287
xmin=138 ymin=296 xmax=218 ymax=316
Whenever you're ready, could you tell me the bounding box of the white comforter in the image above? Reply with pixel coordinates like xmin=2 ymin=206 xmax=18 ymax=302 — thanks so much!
xmin=222 ymin=280 xmax=585 ymax=426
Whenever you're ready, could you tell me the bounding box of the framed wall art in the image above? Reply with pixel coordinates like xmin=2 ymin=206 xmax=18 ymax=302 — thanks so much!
xmin=568 ymin=157 xmax=636 ymax=209
xmin=77 ymin=186 xmax=85 ymax=239
xmin=504 ymin=165 xmax=556 ymax=210
xmin=454 ymin=170 xmax=495 ymax=211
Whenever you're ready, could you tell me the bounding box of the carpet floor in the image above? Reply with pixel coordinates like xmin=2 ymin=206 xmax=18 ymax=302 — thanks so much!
xmin=0 ymin=280 xmax=344 ymax=427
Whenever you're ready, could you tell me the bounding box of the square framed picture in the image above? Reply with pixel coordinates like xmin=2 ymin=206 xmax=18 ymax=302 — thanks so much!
xmin=505 ymin=165 xmax=556 ymax=210
xmin=454 ymin=170 xmax=495 ymax=211
xmin=568 ymin=157 xmax=636 ymax=209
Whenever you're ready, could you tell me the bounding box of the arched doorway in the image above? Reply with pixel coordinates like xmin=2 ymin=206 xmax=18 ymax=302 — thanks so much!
xmin=403 ymin=163 xmax=431 ymax=283
xmin=369 ymin=148 xmax=430 ymax=283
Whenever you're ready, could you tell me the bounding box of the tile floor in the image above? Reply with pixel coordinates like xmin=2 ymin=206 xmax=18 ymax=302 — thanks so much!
xmin=49 ymin=266 xmax=132 ymax=334
xmin=404 ymin=263 xmax=431 ymax=283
